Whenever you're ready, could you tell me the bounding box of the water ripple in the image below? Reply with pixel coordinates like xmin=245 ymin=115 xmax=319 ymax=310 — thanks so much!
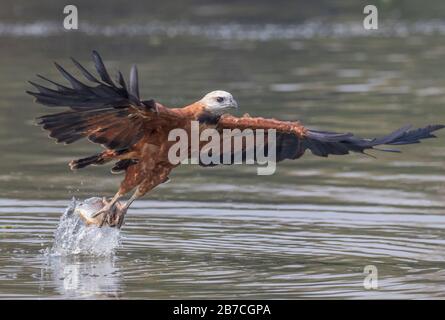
xmin=1 ymin=198 xmax=445 ymax=298
xmin=3 ymin=19 xmax=445 ymax=40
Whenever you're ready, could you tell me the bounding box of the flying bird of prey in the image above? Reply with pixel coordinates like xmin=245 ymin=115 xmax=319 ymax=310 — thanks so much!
xmin=28 ymin=51 xmax=444 ymax=227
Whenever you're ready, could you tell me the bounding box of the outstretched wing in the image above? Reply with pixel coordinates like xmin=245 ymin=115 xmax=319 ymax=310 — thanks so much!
xmin=199 ymin=114 xmax=444 ymax=166
xmin=27 ymin=51 xmax=171 ymax=150
xmin=197 ymin=114 xmax=308 ymax=166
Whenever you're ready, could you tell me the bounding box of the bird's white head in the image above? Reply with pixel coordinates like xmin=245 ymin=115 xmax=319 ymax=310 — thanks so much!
xmin=200 ymin=90 xmax=238 ymax=115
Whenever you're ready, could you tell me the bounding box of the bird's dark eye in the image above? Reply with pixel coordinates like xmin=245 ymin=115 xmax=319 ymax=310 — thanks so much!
xmin=216 ymin=97 xmax=224 ymax=103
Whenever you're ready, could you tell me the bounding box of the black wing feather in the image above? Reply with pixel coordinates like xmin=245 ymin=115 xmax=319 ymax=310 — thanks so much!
xmin=28 ymin=50 xmax=155 ymax=111
xmin=129 ymin=65 xmax=140 ymax=103
xmin=28 ymin=51 xmax=157 ymax=150
xmin=92 ymin=50 xmax=115 ymax=86
xmin=303 ymin=125 xmax=445 ymax=157
xmin=71 ymin=57 xmax=101 ymax=83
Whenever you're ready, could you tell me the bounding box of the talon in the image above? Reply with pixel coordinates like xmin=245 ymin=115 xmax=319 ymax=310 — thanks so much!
xmin=115 ymin=206 xmax=128 ymax=228
xmin=97 ymin=207 xmax=114 ymax=227
xmin=91 ymin=199 xmax=115 ymax=218
xmin=91 ymin=207 xmax=108 ymax=218
xmin=117 ymin=216 xmax=124 ymax=228
xmin=99 ymin=214 xmax=107 ymax=227
xmin=93 ymin=201 xmax=127 ymax=228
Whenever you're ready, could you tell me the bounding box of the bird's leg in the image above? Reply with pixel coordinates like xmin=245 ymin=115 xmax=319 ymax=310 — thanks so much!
xmin=114 ymin=189 xmax=142 ymax=228
xmin=110 ymin=172 xmax=170 ymax=228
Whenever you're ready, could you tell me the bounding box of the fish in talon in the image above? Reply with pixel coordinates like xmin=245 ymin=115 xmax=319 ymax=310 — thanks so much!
xmin=76 ymin=197 xmax=125 ymax=228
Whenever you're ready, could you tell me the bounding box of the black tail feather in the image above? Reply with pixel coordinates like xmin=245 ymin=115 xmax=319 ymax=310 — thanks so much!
xmin=304 ymin=124 xmax=445 ymax=157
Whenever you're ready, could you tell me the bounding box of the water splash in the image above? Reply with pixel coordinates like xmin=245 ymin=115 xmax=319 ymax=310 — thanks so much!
xmin=48 ymin=198 xmax=121 ymax=257
xmin=47 ymin=255 xmax=123 ymax=298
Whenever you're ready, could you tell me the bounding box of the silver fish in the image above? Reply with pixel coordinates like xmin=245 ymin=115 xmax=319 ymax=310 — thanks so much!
xmin=75 ymin=197 xmax=124 ymax=228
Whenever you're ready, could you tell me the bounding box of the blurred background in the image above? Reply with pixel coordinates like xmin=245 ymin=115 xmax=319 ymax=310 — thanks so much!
xmin=0 ymin=0 xmax=445 ymax=299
